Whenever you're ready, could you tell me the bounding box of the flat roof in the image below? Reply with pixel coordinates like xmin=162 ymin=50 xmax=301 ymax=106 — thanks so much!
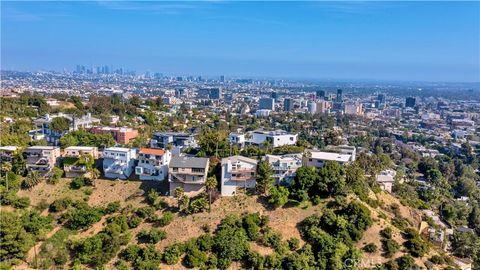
xmin=104 ymin=147 xmax=132 ymax=152
xmin=0 ymin=146 xmax=18 ymax=151
xmin=221 ymin=155 xmax=257 ymax=165
xmin=309 ymin=151 xmax=352 ymax=163
xmin=65 ymin=146 xmax=97 ymax=151
xmin=27 ymin=146 xmax=59 ymax=150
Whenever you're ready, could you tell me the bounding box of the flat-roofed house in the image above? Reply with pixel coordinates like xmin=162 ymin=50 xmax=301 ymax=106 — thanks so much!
xmin=0 ymin=146 xmax=18 ymax=163
xmin=221 ymin=155 xmax=257 ymax=196
xmin=168 ymin=155 xmax=209 ymax=196
xmin=63 ymin=146 xmax=99 ymax=178
xmin=24 ymin=146 xmax=61 ymax=174
xmin=103 ymin=147 xmax=137 ymax=179
xmin=247 ymin=129 xmax=298 ymax=147
xmin=303 ymin=149 xmax=355 ymax=168
xmin=135 ymin=148 xmax=171 ymax=181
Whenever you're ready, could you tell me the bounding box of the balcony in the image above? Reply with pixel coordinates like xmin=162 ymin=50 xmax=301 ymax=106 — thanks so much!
xmin=170 ymin=173 xmax=205 ymax=184
xmin=65 ymin=165 xmax=87 ymax=172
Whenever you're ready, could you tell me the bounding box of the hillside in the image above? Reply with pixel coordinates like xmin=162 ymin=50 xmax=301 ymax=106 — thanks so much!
xmin=6 ymin=177 xmax=450 ymax=270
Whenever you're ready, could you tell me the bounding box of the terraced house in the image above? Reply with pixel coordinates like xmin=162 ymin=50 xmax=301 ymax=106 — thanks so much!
xmin=135 ymin=148 xmax=171 ymax=181
xmin=168 ymin=155 xmax=209 ymax=196
xmin=63 ymin=146 xmax=99 ymax=178
xmin=24 ymin=146 xmax=61 ymax=175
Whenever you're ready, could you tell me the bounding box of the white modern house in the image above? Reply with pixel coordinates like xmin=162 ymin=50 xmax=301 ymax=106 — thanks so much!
xmin=221 ymin=155 xmax=257 ymax=196
xmin=229 ymin=132 xmax=246 ymax=148
xmin=303 ymin=148 xmax=355 ymax=168
xmin=264 ymin=153 xmax=303 ymax=184
xmin=103 ymin=147 xmax=137 ymax=179
xmin=135 ymin=148 xmax=171 ymax=181
xmin=247 ymin=129 xmax=298 ymax=147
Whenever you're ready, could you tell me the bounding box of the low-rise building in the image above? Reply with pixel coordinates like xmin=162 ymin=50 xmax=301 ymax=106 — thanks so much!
xmin=376 ymin=170 xmax=396 ymax=193
xmin=248 ymin=129 xmax=298 ymax=147
xmin=63 ymin=146 xmax=99 ymax=178
xmin=90 ymin=126 xmax=138 ymax=144
xmin=24 ymin=146 xmax=61 ymax=174
xmin=0 ymin=146 xmax=18 ymax=163
xmin=150 ymin=132 xmax=197 ymax=154
xmin=103 ymin=147 xmax=137 ymax=179
xmin=303 ymin=148 xmax=355 ymax=168
xmin=229 ymin=132 xmax=246 ymax=148
xmin=33 ymin=113 xmax=100 ymax=145
xmin=168 ymin=155 xmax=209 ymax=196
xmin=221 ymin=155 xmax=257 ymax=196
xmin=135 ymin=148 xmax=171 ymax=181
xmin=264 ymin=153 xmax=302 ymax=184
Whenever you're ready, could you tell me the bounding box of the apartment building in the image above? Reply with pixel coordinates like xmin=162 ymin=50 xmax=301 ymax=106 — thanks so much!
xmin=90 ymin=126 xmax=138 ymax=144
xmin=221 ymin=155 xmax=257 ymax=196
xmin=168 ymin=155 xmax=209 ymax=196
xmin=264 ymin=153 xmax=302 ymax=184
xmin=63 ymin=146 xmax=99 ymax=178
xmin=247 ymin=129 xmax=298 ymax=147
xmin=135 ymin=148 xmax=171 ymax=181
xmin=24 ymin=146 xmax=61 ymax=174
xmin=103 ymin=147 xmax=137 ymax=179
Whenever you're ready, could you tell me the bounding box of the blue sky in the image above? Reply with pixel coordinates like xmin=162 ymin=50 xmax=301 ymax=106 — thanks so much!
xmin=2 ymin=1 xmax=479 ymax=82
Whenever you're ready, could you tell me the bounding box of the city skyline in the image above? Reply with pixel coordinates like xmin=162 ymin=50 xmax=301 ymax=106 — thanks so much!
xmin=2 ymin=1 xmax=480 ymax=82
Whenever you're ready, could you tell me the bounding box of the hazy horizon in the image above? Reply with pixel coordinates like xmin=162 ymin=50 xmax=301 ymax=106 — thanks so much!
xmin=2 ymin=1 xmax=479 ymax=83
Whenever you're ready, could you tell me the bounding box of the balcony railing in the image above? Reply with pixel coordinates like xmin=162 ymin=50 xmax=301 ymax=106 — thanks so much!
xmin=170 ymin=173 xmax=205 ymax=184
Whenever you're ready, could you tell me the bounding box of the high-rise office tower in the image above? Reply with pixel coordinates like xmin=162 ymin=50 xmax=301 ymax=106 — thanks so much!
xmin=316 ymin=90 xmax=326 ymax=100
xmin=284 ymin=98 xmax=294 ymax=111
xmin=209 ymin=88 xmax=221 ymax=100
xmin=377 ymin=94 xmax=386 ymax=109
xmin=220 ymin=75 xmax=225 ymax=83
xmin=271 ymin=92 xmax=279 ymax=100
xmin=336 ymin=89 xmax=343 ymax=102
xmin=405 ymin=97 xmax=416 ymax=108
xmin=259 ymin=98 xmax=275 ymax=110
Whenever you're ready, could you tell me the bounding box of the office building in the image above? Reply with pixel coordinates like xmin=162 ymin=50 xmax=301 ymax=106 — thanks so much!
xmin=209 ymin=88 xmax=221 ymax=100
xmin=284 ymin=98 xmax=294 ymax=112
xmin=406 ymin=97 xmax=416 ymax=108
xmin=259 ymin=98 xmax=275 ymax=110
xmin=316 ymin=90 xmax=326 ymax=100
xmin=271 ymin=92 xmax=279 ymax=100
xmin=336 ymin=89 xmax=343 ymax=102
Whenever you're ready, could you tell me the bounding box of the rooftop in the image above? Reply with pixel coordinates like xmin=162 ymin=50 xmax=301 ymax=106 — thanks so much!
xmin=104 ymin=147 xmax=133 ymax=152
xmin=65 ymin=146 xmax=97 ymax=151
xmin=170 ymin=155 xmax=209 ymax=169
xmin=140 ymin=148 xmax=166 ymax=156
xmin=308 ymin=151 xmax=352 ymax=163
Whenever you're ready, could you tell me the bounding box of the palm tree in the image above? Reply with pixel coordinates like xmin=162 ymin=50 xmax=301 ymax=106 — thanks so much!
xmin=174 ymin=187 xmax=184 ymax=209
xmin=206 ymin=176 xmax=217 ymax=212
xmin=1 ymin=162 xmax=12 ymax=191
xmin=22 ymin=171 xmax=43 ymax=189
xmin=89 ymin=168 xmax=100 ymax=187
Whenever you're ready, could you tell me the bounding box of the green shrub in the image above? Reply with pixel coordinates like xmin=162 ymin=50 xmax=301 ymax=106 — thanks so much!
xmin=380 ymin=227 xmax=393 ymax=239
xmin=382 ymin=239 xmax=400 ymax=258
xmin=163 ymin=244 xmax=184 ymax=265
xmin=70 ymin=176 xmax=92 ymax=189
xmin=65 ymin=205 xmax=102 ymax=230
xmin=105 ymin=201 xmax=121 ymax=214
xmin=137 ymin=229 xmax=167 ymax=244
xmin=363 ymin=243 xmax=378 ymax=253
xmin=49 ymin=198 xmax=73 ymax=212
xmin=157 ymin=211 xmax=174 ymax=227
xmin=287 ymin=237 xmax=300 ymax=250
